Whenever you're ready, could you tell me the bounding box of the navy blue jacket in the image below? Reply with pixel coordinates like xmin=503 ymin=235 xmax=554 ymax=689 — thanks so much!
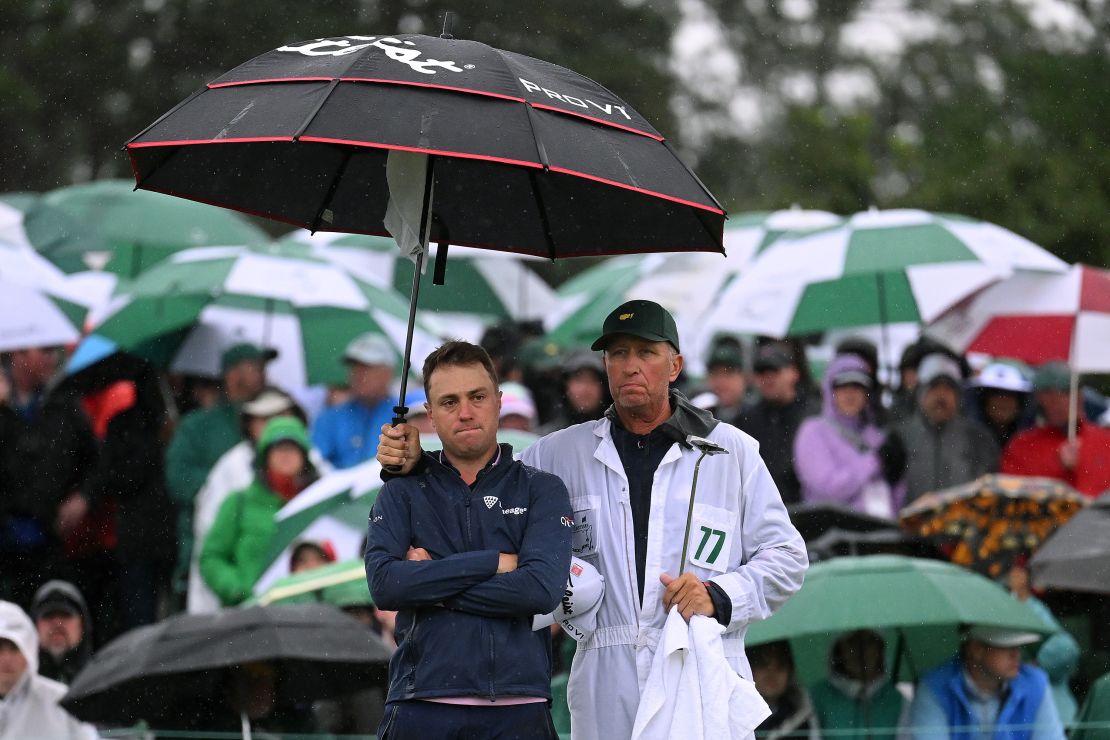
xmin=365 ymin=444 xmax=573 ymax=703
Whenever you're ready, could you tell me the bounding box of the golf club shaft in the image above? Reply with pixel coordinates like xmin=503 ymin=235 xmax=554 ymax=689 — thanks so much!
xmin=679 ymin=450 xmax=710 ymax=576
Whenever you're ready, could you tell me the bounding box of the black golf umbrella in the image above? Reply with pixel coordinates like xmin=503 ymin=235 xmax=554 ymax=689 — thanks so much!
xmin=62 ymin=604 xmax=390 ymax=727
xmin=806 ymin=527 xmax=941 ymax=563
xmin=126 ymin=33 xmax=726 ymax=421
xmin=786 ymin=502 xmax=899 ymax=543
xmin=1029 ymin=491 xmax=1110 ymax=594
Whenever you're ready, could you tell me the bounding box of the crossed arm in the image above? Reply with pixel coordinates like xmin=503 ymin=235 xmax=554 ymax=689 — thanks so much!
xmin=364 ymin=478 xmax=571 ymax=618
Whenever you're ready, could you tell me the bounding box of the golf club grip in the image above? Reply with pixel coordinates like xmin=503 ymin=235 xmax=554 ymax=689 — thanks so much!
xmin=383 ymin=412 xmax=409 ymax=473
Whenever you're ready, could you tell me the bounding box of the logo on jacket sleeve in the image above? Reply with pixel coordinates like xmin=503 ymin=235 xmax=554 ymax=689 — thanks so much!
xmin=483 ymin=496 xmax=500 ymax=510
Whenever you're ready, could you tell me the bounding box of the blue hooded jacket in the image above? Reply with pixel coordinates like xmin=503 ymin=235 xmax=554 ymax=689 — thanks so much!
xmin=365 ymin=443 xmax=572 ymax=703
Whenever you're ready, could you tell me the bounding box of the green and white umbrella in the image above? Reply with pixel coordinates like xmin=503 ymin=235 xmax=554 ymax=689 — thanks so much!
xmin=85 ymin=243 xmax=445 ymax=388
xmin=0 ymin=277 xmax=87 ymax=352
xmin=257 ymin=429 xmax=541 ymax=595
xmin=700 ymin=208 xmax=1068 ymax=341
xmin=249 ymin=559 xmax=371 ymax=608
xmin=547 ymin=209 xmax=841 ymax=367
xmin=22 ymin=179 xmax=270 ymax=277
xmin=280 ymin=230 xmax=559 ymax=342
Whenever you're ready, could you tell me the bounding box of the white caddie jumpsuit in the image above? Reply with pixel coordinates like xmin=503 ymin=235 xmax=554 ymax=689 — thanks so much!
xmin=520 ymin=414 xmax=808 ymax=740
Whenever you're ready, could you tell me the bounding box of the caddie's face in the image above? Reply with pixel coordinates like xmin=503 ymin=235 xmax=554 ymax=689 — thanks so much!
xmin=427 ymin=363 xmax=501 ymax=463
xmin=603 ymin=335 xmax=682 ymax=415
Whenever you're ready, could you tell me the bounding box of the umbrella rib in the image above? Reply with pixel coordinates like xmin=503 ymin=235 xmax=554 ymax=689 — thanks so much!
xmin=662 ymin=139 xmax=727 ymax=216
xmin=308 ymin=147 xmax=355 ymax=233
xmin=292 ymin=78 xmax=342 ymax=141
xmin=124 ymin=85 xmax=207 ymax=148
xmin=527 ymin=169 xmax=558 ymax=261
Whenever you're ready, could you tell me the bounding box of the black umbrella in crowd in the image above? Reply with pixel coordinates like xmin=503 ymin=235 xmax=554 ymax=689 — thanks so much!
xmin=62 ymin=604 xmax=390 ymax=729
xmin=126 ymin=32 xmax=726 ymax=420
xmin=1029 ymin=490 xmax=1110 ymax=594
xmin=786 ymin=502 xmax=899 ymax=543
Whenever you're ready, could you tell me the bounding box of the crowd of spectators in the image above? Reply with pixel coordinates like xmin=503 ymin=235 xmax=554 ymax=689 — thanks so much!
xmin=2 ymin=320 xmax=1109 ymax=737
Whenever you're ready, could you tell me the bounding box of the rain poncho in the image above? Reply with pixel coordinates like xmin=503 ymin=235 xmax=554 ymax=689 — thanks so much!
xmin=0 ymin=601 xmax=98 ymax=739
xmin=794 ymin=355 xmax=899 ymax=517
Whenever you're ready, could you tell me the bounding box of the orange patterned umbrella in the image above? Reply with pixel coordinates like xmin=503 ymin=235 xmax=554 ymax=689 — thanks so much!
xmin=899 ymin=474 xmax=1087 ymax=579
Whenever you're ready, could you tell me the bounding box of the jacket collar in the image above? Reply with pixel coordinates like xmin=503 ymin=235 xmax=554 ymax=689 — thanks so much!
xmin=603 ymin=389 xmax=719 ymax=449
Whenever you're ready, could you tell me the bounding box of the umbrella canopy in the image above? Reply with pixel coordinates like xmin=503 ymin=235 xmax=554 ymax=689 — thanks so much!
xmin=62 ymin=603 xmax=390 ymax=726
xmin=786 ymin=502 xmax=899 ymax=543
xmin=126 ymin=35 xmax=724 ymax=260
xmin=926 ymin=264 xmax=1110 ymax=373
xmin=79 ymin=243 xmax=444 ymax=388
xmin=700 ymin=209 xmax=1067 ymax=340
xmin=0 ymin=276 xmax=87 ymax=353
xmin=899 ymin=474 xmax=1087 ymax=579
xmin=250 ymin=559 xmax=370 ymax=607
xmin=22 ymin=179 xmax=270 ymax=276
xmin=806 ymin=528 xmax=941 ymax=563
xmin=547 ymin=209 xmax=842 ymax=362
xmin=744 ymin=555 xmax=1051 ymax=682
xmin=280 ymin=229 xmax=559 ymax=341
xmin=1029 ymin=491 xmax=1110 ymax=594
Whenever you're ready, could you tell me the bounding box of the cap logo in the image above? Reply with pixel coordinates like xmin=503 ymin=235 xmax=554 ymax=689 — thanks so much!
xmin=619 ymin=313 xmax=634 ymax=320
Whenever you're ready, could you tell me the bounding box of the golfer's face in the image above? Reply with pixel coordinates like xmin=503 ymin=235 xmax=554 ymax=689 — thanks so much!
xmin=427 ymin=363 xmax=501 ymax=462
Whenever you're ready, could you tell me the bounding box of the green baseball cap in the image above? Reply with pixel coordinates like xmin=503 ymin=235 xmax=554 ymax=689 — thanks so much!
xmin=591 ymin=300 xmax=680 ymax=352
xmin=1032 ymin=361 xmax=1071 ymax=392
xmin=221 ymin=342 xmax=278 ymax=373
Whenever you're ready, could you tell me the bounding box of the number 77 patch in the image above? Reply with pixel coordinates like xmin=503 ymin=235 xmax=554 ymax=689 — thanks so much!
xmin=686 ymin=503 xmax=737 ymax=573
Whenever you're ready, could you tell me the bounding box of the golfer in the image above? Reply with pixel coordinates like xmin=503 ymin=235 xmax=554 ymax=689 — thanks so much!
xmin=379 ymin=301 xmax=807 ymax=739
xmin=365 ymin=341 xmax=572 ymax=739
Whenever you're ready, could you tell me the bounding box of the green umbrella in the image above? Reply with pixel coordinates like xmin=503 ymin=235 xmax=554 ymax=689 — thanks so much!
xmin=84 ymin=242 xmax=443 ymax=388
xmin=745 ymin=555 xmax=1051 ymax=682
xmin=249 ymin=559 xmax=370 ymax=608
xmin=23 ymin=179 xmax=270 ymax=276
xmin=546 ymin=210 xmax=842 ymax=367
xmin=279 ymin=230 xmax=559 ymax=341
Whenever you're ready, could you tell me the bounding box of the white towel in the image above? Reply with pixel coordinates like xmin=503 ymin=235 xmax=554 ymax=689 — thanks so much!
xmin=632 ymin=606 xmax=770 ymax=740
xmin=383 ymin=149 xmax=433 ymax=266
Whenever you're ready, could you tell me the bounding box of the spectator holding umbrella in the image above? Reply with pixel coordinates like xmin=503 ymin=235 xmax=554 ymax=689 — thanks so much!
xmin=365 ymin=340 xmax=571 ymax=737
xmin=968 ymin=361 xmax=1035 ymax=449
xmin=794 ymin=355 xmax=903 ymax=518
xmin=907 ymin=625 xmax=1063 ymax=740
xmin=200 ymin=416 xmax=319 ymax=607
xmin=1001 ymin=361 xmax=1110 ymax=497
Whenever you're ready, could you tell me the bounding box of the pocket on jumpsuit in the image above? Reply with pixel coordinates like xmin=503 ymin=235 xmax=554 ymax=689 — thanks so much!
xmin=570 ymin=496 xmax=600 ymax=561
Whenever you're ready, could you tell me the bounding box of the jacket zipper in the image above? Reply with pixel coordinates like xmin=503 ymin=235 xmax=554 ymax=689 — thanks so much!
xmin=464 ymin=494 xmax=472 ymax=550
xmin=488 ymin=625 xmax=496 ymax=701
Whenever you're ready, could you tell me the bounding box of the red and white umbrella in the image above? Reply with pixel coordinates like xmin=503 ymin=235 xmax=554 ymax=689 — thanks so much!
xmin=927 ymin=264 xmax=1110 ymax=372
xmin=927 ymin=263 xmax=1110 ymax=438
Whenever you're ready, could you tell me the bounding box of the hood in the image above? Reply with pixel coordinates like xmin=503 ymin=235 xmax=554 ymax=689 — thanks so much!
xmin=822 ymin=355 xmax=875 ymax=428
xmin=0 ymin=601 xmax=38 ymax=676
xmin=256 ymin=415 xmax=310 ymax=455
